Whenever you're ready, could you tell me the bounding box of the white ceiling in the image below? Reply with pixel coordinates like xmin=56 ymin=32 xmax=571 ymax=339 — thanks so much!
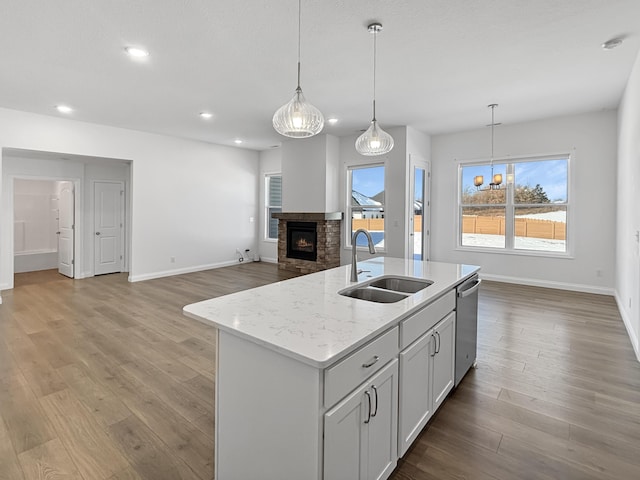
xmin=1 ymin=0 xmax=638 ymax=151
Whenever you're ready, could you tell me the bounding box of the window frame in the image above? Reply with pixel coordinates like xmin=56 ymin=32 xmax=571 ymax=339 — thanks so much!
xmin=346 ymin=163 xmax=386 ymax=251
xmin=264 ymin=173 xmax=282 ymax=242
xmin=457 ymin=154 xmax=572 ymax=258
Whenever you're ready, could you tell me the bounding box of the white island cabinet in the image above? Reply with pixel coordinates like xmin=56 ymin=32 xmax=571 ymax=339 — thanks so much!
xmin=183 ymin=257 xmax=479 ymax=480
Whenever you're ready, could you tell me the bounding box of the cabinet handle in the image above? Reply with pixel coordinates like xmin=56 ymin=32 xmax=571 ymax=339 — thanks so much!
xmin=362 ymin=355 xmax=379 ymax=369
xmin=435 ymin=331 xmax=441 ymax=354
xmin=430 ymin=334 xmax=436 ymax=357
xmin=370 ymin=385 xmax=378 ymax=417
xmin=364 ymin=391 xmax=372 ymax=424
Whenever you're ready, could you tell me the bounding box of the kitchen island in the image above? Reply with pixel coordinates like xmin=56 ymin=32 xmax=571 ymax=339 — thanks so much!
xmin=183 ymin=257 xmax=479 ymax=480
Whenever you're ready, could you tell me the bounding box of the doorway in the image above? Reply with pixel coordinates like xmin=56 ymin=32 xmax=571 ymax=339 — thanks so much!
xmin=13 ymin=178 xmax=77 ymax=278
xmin=93 ymin=181 xmax=125 ymax=275
xmin=2 ymin=147 xmax=132 ymax=292
xmin=408 ymin=155 xmax=431 ymax=261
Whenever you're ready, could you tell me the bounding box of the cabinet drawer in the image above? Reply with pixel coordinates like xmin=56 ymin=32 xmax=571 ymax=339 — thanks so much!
xmin=400 ymin=290 xmax=455 ymax=349
xmin=324 ymin=327 xmax=398 ymax=408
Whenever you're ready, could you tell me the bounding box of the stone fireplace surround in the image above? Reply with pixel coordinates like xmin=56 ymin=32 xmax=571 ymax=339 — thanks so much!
xmin=272 ymin=212 xmax=343 ymax=274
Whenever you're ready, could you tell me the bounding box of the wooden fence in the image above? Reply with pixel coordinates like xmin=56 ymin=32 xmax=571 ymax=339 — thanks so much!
xmin=462 ymin=215 xmax=566 ymax=240
xmin=352 ymin=216 xmax=423 ymax=232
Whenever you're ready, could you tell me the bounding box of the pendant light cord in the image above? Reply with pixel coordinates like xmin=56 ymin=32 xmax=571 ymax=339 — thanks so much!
xmin=296 ymin=0 xmax=302 ymax=90
xmin=372 ymin=27 xmax=377 ymax=121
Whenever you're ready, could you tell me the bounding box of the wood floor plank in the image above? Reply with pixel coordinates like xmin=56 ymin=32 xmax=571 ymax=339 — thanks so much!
xmin=55 ymin=363 xmax=132 ymax=428
xmin=108 ymin=416 xmax=201 ymax=480
xmin=17 ymin=438 xmax=82 ymax=480
xmin=39 ymin=389 xmax=129 ymax=479
xmin=0 ymin=412 xmax=25 ymax=480
xmin=0 ymin=372 xmax=57 ymax=454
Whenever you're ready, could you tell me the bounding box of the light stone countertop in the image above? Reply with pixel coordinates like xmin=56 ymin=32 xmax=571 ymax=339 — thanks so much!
xmin=183 ymin=257 xmax=480 ymax=368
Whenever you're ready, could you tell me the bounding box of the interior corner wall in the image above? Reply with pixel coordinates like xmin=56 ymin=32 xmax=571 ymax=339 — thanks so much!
xmin=258 ymin=148 xmax=282 ymax=263
xmin=616 ymin=49 xmax=640 ymax=360
xmin=0 ymin=107 xmax=260 ymax=286
xmin=430 ymin=110 xmax=617 ymax=294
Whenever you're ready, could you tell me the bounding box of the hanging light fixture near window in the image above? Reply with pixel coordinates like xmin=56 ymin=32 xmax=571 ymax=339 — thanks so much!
xmin=474 ymin=104 xmax=503 ymax=190
xmin=355 ymin=23 xmax=394 ymax=156
xmin=272 ymin=0 xmax=324 ymax=138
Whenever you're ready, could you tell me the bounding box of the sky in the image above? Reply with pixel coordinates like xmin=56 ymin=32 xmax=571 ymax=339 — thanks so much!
xmin=352 ymin=165 xmax=424 ymax=202
xmin=461 ymin=158 xmax=568 ymax=202
xmin=352 ymin=165 xmax=384 ymax=197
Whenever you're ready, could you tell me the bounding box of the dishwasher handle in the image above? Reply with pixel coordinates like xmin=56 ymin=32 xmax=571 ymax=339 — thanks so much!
xmin=457 ymin=278 xmax=482 ymax=298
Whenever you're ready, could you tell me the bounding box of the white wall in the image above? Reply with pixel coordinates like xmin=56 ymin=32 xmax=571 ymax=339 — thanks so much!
xmin=616 ymin=49 xmax=640 ymax=360
xmin=258 ymin=148 xmax=282 ymax=263
xmin=0 ymin=107 xmax=259 ymax=289
xmin=430 ymin=110 xmax=617 ymax=294
xmin=281 ymin=134 xmax=340 ymax=212
xmin=13 ymin=179 xmax=58 ymax=253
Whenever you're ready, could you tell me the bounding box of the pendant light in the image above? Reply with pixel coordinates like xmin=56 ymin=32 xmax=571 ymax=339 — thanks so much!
xmin=356 ymin=23 xmax=394 ymax=156
xmin=272 ymin=0 xmax=324 ymax=138
xmin=474 ymin=104 xmax=503 ymax=190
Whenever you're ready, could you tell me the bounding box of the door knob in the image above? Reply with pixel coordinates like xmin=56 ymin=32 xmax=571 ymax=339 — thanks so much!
xmin=95 ymin=232 xmax=101 ymax=236
xmin=56 ymin=231 xmax=61 ymax=235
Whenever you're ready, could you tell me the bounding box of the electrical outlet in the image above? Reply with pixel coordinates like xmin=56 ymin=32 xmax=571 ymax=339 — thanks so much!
xmin=596 ymin=269 xmax=602 ymax=277
xmin=170 ymin=257 xmax=175 ymax=263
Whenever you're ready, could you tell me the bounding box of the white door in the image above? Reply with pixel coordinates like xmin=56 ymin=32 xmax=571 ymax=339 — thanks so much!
xmin=366 ymin=360 xmax=398 ymax=480
xmin=431 ymin=312 xmax=456 ymax=410
xmin=324 ymin=381 xmax=368 ymax=480
xmin=408 ymin=155 xmax=431 ymax=261
xmin=398 ymin=331 xmax=433 ymax=456
xmin=94 ymin=182 xmax=124 ymax=275
xmin=58 ymin=182 xmax=74 ymax=278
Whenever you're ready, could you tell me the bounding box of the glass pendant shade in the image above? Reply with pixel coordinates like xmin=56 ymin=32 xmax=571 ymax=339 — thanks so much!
xmin=272 ymin=86 xmax=324 ymax=138
xmin=355 ymin=119 xmax=394 ymax=155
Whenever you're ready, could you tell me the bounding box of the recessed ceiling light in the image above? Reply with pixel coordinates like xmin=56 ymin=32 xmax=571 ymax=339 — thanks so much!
xmin=125 ymin=46 xmax=150 ymax=58
xmin=199 ymin=112 xmax=213 ymax=119
xmin=55 ymin=105 xmax=73 ymax=114
xmin=327 ymin=118 xmax=339 ymax=125
xmin=602 ymin=38 xmax=623 ymax=50
xmin=234 ymin=139 xmax=243 ymax=144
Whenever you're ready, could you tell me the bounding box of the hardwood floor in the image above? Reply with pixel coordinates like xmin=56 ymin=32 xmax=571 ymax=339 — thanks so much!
xmin=1 ymin=264 xmax=639 ymax=479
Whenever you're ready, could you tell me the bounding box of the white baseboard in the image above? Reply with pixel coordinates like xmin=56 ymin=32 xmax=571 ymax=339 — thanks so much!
xmin=260 ymin=256 xmax=278 ymax=264
xmin=479 ymin=273 xmax=615 ymax=296
xmin=128 ymin=259 xmax=240 ymax=283
xmin=615 ymin=292 xmax=640 ymax=363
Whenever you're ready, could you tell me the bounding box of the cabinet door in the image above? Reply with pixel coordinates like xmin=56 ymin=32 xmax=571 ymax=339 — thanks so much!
xmin=432 ymin=312 xmax=456 ymax=411
xmin=398 ymin=331 xmax=434 ymax=456
xmin=324 ymin=380 xmax=368 ymax=480
xmin=366 ymin=359 xmax=398 ymax=480
xmin=324 ymin=360 xmax=398 ymax=480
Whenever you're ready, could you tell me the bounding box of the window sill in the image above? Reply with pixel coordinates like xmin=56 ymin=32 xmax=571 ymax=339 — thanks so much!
xmin=455 ymin=245 xmax=573 ymax=260
xmin=263 ymin=238 xmax=278 ymax=243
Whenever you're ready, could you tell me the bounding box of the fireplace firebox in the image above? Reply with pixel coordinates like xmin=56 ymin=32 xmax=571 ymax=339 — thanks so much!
xmin=286 ymin=222 xmax=317 ymax=261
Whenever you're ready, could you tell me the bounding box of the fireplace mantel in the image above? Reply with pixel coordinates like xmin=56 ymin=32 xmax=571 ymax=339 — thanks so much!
xmin=272 ymin=212 xmax=343 ymax=222
xmin=272 ymin=212 xmax=343 ymax=274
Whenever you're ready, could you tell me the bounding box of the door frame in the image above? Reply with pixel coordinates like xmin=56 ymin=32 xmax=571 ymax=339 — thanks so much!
xmin=7 ymin=174 xmax=83 ymax=287
xmin=407 ymin=155 xmax=431 ymax=261
xmin=91 ymin=180 xmax=126 ymax=276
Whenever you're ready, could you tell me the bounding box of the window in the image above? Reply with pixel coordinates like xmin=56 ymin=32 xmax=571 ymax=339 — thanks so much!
xmin=459 ymin=156 xmax=569 ymax=254
xmin=347 ymin=165 xmax=385 ymax=249
xmin=265 ymin=174 xmax=282 ymax=240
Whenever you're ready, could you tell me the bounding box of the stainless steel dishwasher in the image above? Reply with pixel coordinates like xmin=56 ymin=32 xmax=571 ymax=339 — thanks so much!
xmin=455 ymin=275 xmax=481 ymax=386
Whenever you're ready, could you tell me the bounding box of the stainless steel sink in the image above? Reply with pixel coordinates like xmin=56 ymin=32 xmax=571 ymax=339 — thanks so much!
xmin=368 ymin=276 xmax=433 ymax=293
xmin=339 ymin=287 xmax=408 ymax=303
